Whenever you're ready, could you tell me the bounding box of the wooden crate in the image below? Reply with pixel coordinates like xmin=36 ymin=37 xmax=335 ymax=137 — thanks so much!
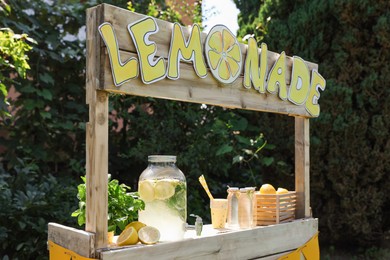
xmin=254 ymin=191 xmax=296 ymax=226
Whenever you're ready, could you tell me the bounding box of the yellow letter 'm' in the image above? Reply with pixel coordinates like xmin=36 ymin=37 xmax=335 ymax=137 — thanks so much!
xmin=167 ymin=23 xmax=207 ymax=79
xmin=267 ymin=51 xmax=287 ymax=100
xmin=98 ymin=22 xmax=138 ymax=86
xmin=128 ymin=17 xmax=166 ymax=84
xmin=305 ymin=70 xmax=326 ymax=117
xmin=243 ymin=40 xmax=268 ymax=93
xmin=288 ymin=56 xmax=311 ymax=105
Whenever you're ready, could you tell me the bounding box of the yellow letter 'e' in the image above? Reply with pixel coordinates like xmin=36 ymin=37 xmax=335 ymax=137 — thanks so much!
xmin=128 ymin=17 xmax=166 ymax=84
xmin=305 ymin=70 xmax=326 ymax=117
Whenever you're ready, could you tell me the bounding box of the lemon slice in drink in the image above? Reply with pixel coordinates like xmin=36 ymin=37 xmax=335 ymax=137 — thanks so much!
xmin=138 ymin=226 xmax=160 ymax=245
xmin=139 ymin=180 xmax=155 ymax=202
xmin=117 ymin=226 xmax=138 ymax=246
xmin=154 ymin=180 xmax=175 ymax=200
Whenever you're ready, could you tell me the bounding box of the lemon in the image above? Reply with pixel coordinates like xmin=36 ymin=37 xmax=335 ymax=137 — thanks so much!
xmin=205 ymin=25 xmax=242 ymax=84
xmin=259 ymin=184 xmax=276 ymax=194
xmin=125 ymin=221 xmax=146 ymax=232
xmin=138 ymin=180 xmax=155 ymax=202
xmin=138 ymin=226 xmax=160 ymax=245
xmin=116 ymin=226 xmax=138 ymax=246
xmin=276 ymin=187 xmax=289 ymax=194
xmin=154 ymin=180 xmax=175 ymax=200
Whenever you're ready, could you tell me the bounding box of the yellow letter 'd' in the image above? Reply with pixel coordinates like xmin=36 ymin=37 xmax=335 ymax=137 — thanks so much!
xmin=128 ymin=17 xmax=166 ymax=84
xmin=99 ymin=22 xmax=138 ymax=86
xmin=244 ymin=40 xmax=268 ymax=93
xmin=167 ymin=23 xmax=207 ymax=79
xmin=288 ymin=56 xmax=311 ymax=105
xmin=305 ymin=70 xmax=326 ymax=117
xmin=267 ymin=52 xmax=287 ymax=100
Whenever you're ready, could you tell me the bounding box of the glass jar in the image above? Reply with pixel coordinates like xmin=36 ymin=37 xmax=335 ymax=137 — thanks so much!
xmin=138 ymin=155 xmax=187 ymax=241
xmin=227 ymin=187 xmax=239 ymax=228
xmin=238 ymin=187 xmax=254 ymax=229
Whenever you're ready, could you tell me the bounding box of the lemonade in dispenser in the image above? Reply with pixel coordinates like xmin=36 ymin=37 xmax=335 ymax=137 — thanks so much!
xmin=138 ymin=155 xmax=187 ymax=241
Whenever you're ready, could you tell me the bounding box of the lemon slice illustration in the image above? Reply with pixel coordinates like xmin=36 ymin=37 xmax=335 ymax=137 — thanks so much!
xmin=205 ymin=25 xmax=242 ymax=84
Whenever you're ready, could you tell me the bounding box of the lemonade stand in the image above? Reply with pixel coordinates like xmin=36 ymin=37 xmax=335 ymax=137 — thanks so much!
xmin=48 ymin=3 xmax=325 ymax=259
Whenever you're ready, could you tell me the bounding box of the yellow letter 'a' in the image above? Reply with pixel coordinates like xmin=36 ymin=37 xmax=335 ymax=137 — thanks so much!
xmin=168 ymin=23 xmax=207 ymax=79
xmin=243 ymin=40 xmax=268 ymax=93
xmin=305 ymin=70 xmax=326 ymax=117
xmin=128 ymin=17 xmax=166 ymax=84
xmin=267 ymin=52 xmax=287 ymax=100
xmin=98 ymin=22 xmax=138 ymax=86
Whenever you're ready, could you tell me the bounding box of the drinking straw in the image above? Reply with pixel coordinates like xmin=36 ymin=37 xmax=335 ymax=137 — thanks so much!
xmin=198 ymin=175 xmax=214 ymax=200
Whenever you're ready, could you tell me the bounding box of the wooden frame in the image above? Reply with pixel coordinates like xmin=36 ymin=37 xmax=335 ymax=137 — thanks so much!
xmin=49 ymin=3 xmax=320 ymax=259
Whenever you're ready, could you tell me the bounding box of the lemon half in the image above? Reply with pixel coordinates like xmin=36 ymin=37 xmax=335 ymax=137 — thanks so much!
xmin=116 ymin=226 xmax=138 ymax=246
xmin=138 ymin=226 xmax=160 ymax=245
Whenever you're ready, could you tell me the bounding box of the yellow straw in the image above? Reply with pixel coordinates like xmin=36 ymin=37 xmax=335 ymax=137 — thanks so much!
xmin=198 ymin=175 xmax=214 ymax=200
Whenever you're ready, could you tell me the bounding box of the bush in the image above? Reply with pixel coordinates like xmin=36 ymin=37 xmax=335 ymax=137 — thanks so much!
xmin=0 ymin=160 xmax=78 ymax=260
xmin=234 ymin=0 xmax=390 ymax=246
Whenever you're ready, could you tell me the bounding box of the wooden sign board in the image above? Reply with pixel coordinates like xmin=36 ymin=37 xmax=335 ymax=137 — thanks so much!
xmin=88 ymin=4 xmax=326 ymax=118
xmin=85 ymin=3 xmax=323 ymax=251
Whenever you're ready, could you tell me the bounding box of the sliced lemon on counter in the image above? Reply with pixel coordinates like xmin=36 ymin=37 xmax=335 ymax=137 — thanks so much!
xmin=138 ymin=226 xmax=160 ymax=245
xmin=259 ymin=184 xmax=276 ymax=194
xmin=138 ymin=180 xmax=155 ymax=202
xmin=117 ymin=226 xmax=138 ymax=246
xmin=125 ymin=221 xmax=146 ymax=232
xmin=154 ymin=180 xmax=176 ymax=200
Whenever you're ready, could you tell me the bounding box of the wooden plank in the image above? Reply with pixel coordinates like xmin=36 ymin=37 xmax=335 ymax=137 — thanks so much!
xmin=101 ymin=52 xmax=313 ymax=117
xmin=100 ymin=4 xmax=318 ymax=77
xmin=100 ymin=218 xmax=318 ymax=260
xmin=48 ymin=223 xmax=95 ymax=258
xmin=86 ymin=5 xmax=109 ymax=249
xmin=295 ymin=117 xmax=310 ymax=218
xmin=97 ymin=4 xmax=318 ymax=118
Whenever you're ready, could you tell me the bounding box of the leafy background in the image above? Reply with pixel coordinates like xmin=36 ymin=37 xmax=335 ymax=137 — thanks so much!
xmin=0 ymin=0 xmax=389 ymax=259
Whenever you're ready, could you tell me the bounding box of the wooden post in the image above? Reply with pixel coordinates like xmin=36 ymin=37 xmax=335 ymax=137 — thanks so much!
xmin=295 ymin=117 xmax=310 ymax=219
xmin=86 ymin=5 xmax=108 ymax=249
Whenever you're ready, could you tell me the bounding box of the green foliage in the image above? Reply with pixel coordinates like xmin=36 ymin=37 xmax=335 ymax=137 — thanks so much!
xmin=0 ymin=159 xmax=78 ymax=260
xmin=71 ymin=175 xmax=144 ymax=234
xmin=0 ymin=0 xmax=272 ymax=258
xmin=0 ymin=27 xmax=34 ymax=118
xmin=235 ymin=0 xmax=390 ymax=247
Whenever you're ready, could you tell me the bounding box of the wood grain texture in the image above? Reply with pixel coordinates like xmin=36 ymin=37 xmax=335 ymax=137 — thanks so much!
xmin=295 ymin=117 xmax=311 ymax=218
xmin=86 ymin=5 xmax=109 ymax=249
xmin=97 ymin=4 xmax=319 ymax=118
xmin=48 ymin=223 xmax=95 ymax=258
xmin=100 ymin=219 xmax=318 ymax=260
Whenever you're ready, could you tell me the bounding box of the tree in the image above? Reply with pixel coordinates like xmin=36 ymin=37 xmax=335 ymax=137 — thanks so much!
xmin=0 ymin=0 xmax=272 ymax=258
xmin=234 ymin=0 xmax=390 ymax=247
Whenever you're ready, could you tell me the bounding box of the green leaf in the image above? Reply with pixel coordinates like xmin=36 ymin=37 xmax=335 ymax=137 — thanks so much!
xmin=39 ymin=73 xmax=55 ymax=85
xmin=262 ymin=156 xmax=274 ymax=166
xmin=232 ymin=155 xmax=243 ymax=164
xmin=216 ymin=144 xmax=233 ymax=156
xmin=38 ymin=89 xmax=53 ymax=100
